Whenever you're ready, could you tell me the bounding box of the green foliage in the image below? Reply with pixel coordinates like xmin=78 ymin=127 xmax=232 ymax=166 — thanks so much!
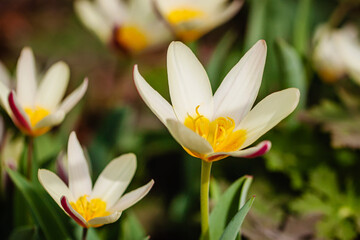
xmin=207 ymin=176 xmax=253 ymax=240
xmin=6 ymin=168 xmax=72 ymax=240
xmin=291 ymin=166 xmax=360 ymax=240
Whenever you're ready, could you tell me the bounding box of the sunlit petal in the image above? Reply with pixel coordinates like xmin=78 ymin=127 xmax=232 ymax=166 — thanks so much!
xmin=87 ymin=211 xmax=122 ymax=227
xmin=166 ymin=119 xmax=213 ymax=155
xmin=167 ymin=41 xmax=213 ymax=121
xmin=38 ymin=169 xmax=75 ymax=208
xmin=58 ymin=78 xmax=88 ymax=114
xmin=91 ymin=153 xmax=136 ymax=208
xmin=213 ymin=40 xmax=267 ymax=124
xmin=36 ymin=61 xmax=70 ymax=111
xmin=16 ymin=47 xmax=37 ymax=107
xmin=34 ymin=110 xmax=65 ymax=129
xmin=110 ymin=180 xmax=154 ymax=212
xmin=67 ymin=132 xmax=92 ymax=199
xmin=133 ymin=65 xmax=176 ymax=125
xmin=238 ymin=88 xmax=300 ymax=148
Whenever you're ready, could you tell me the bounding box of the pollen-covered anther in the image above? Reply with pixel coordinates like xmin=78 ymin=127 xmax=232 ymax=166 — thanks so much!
xmin=184 ymin=106 xmax=246 ymax=161
xmin=70 ymin=195 xmax=110 ymax=223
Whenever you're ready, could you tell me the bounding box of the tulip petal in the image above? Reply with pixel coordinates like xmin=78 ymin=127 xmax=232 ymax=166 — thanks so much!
xmin=68 ymin=132 xmax=92 ymax=199
xmin=87 ymin=211 xmax=122 ymax=227
xmin=0 ymin=80 xmax=11 ymax=115
xmin=110 ymin=179 xmax=154 ymax=212
xmin=95 ymin=0 xmax=127 ymax=24
xmin=91 ymin=153 xmax=136 ymax=208
xmin=133 ymin=65 xmax=176 ymax=125
xmin=38 ymin=169 xmax=75 ymax=208
xmin=8 ymin=91 xmax=32 ymax=132
xmin=36 ymin=61 xmax=70 ymax=111
xmin=166 ymin=119 xmax=213 ymax=155
xmin=74 ymin=0 xmax=112 ymax=42
xmin=34 ymin=110 xmax=65 ymax=129
xmin=58 ymin=78 xmax=88 ymax=114
xmin=238 ymin=88 xmax=300 ymax=148
xmin=206 ymin=140 xmax=271 ymax=161
xmin=60 ymin=196 xmax=88 ymax=228
xmin=167 ymin=41 xmax=213 ymax=121
xmin=213 ymin=40 xmax=267 ymax=124
xmin=16 ymin=47 xmax=37 ymax=107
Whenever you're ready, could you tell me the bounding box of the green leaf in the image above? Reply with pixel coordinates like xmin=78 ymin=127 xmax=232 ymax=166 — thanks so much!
xmin=9 ymin=225 xmax=39 ymax=240
xmin=293 ymin=0 xmax=311 ymax=55
xmin=244 ymin=0 xmax=268 ymax=49
xmin=275 ymin=38 xmax=307 ymax=110
xmin=6 ymin=168 xmax=71 ymax=240
xmin=121 ymin=212 xmax=148 ymax=240
xmin=208 ymin=176 xmax=252 ymax=240
xmin=206 ymin=31 xmax=237 ymax=91
xmin=220 ymin=196 xmax=255 ymax=240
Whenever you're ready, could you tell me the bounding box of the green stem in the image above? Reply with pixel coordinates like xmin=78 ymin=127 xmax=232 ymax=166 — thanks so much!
xmin=82 ymin=228 xmax=88 ymax=240
xmin=200 ymin=160 xmax=212 ymax=239
xmin=27 ymin=137 xmax=34 ymax=180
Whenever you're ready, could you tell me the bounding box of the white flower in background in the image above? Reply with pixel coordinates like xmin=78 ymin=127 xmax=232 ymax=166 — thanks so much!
xmin=153 ymin=0 xmax=243 ymax=42
xmin=134 ymin=40 xmax=300 ymax=162
xmin=38 ymin=132 xmax=154 ymax=228
xmin=74 ymin=0 xmax=172 ymax=54
xmin=0 ymin=47 xmax=88 ymax=137
xmin=313 ymin=24 xmax=360 ymax=84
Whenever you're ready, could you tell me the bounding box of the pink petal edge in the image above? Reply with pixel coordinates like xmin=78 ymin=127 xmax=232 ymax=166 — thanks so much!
xmin=60 ymin=196 xmax=88 ymax=228
xmin=8 ymin=91 xmax=32 ymax=132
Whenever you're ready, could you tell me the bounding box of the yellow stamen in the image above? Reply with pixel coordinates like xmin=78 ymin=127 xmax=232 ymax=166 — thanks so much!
xmin=24 ymin=106 xmax=51 ymax=136
xmin=167 ymin=8 xmax=206 ymax=42
xmin=70 ymin=195 xmax=110 ymax=226
xmin=116 ymin=25 xmax=148 ymax=53
xmin=184 ymin=106 xmax=247 ymax=161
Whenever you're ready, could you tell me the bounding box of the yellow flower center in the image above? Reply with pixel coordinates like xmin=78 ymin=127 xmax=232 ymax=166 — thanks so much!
xmin=24 ymin=106 xmax=51 ymax=136
xmin=167 ymin=8 xmax=205 ymax=42
xmin=116 ymin=25 xmax=148 ymax=53
xmin=70 ymin=195 xmax=110 ymax=224
xmin=184 ymin=106 xmax=246 ymax=161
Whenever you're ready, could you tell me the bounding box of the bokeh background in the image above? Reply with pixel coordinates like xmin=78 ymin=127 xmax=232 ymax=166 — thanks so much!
xmin=1 ymin=0 xmax=360 ymax=239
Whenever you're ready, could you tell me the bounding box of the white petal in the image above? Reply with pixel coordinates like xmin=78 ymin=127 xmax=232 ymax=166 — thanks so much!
xmin=166 ymin=119 xmax=213 ymax=155
xmin=58 ymin=78 xmax=88 ymax=114
xmin=203 ymin=0 xmax=243 ymax=33
xmin=74 ymin=0 xmax=112 ymax=42
xmin=91 ymin=153 xmax=137 ymax=208
xmin=0 ymin=80 xmax=11 ymax=115
xmin=36 ymin=61 xmax=70 ymax=111
xmin=34 ymin=110 xmax=65 ymax=129
xmin=0 ymin=61 xmax=11 ymax=87
xmin=67 ymin=132 xmax=92 ymax=199
xmin=60 ymin=196 xmax=88 ymax=228
xmin=87 ymin=211 xmax=122 ymax=227
xmin=206 ymin=140 xmax=271 ymax=160
xmin=8 ymin=91 xmax=32 ymax=132
xmin=133 ymin=65 xmax=176 ymax=125
xmin=213 ymin=40 xmax=267 ymax=124
xmin=95 ymin=0 xmax=127 ymax=24
xmin=238 ymin=88 xmax=300 ymax=148
xmin=16 ymin=47 xmax=37 ymax=107
xmin=110 ymin=180 xmax=154 ymax=212
xmin=167 ymin=41 xmax=213 ymax=121
xmin=38 ymin=169 xmax=75 ymax=208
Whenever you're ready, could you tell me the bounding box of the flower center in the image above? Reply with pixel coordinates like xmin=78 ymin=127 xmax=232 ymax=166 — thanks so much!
xmin=24 ymin=106 xmax=51 ymax=136
xmin=116 ymin=25 xmax=148 ymax=53
xmin=70 ymin=195 xmax=110 ymax=223
xmin=184 ymin=106 xmax=246 ymax=161
xmin=166 ymin=8 xmax=205 ymax=42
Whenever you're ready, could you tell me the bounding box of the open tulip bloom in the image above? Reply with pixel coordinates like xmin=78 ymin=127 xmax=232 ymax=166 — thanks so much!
xmin=38 ymin=132 xmax=154 ymax=228
xmin=0 ymin=47 xmax=88 ymax=137
xmin=134 ymin=40 xmax=300 ymax=162
xmin=74 ymin=0 xmax=172 ymax=54
xmin=153 ymin=0 xmax=244 ymax=42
